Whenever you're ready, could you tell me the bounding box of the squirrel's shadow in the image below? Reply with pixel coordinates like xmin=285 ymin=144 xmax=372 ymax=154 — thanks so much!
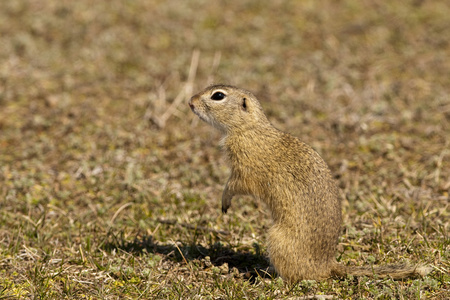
xmin=102 ymin=234 xmax=272 ymax=282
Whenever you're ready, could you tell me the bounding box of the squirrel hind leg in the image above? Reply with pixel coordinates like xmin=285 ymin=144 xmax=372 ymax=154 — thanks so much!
xmin=267 ymin=225 xmax=335 ymax=282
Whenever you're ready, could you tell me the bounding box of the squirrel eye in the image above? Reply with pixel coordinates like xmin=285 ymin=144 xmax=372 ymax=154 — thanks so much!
xmin=211 ymin=92 xmax=226 ymax=101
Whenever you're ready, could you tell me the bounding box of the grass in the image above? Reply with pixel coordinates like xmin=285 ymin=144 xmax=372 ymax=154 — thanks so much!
xmin=0 ymin=0 xmax=449 ymax=299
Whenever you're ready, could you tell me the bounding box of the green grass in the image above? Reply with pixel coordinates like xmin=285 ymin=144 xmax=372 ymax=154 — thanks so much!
xmin=0 ymin=0 xmax=449 ymax=299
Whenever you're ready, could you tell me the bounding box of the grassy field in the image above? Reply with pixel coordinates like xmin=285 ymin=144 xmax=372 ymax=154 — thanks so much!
xmin=0 ymin=0 xmax=449 ymax=299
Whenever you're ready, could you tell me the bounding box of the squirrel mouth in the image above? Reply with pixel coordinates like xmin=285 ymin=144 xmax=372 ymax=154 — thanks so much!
xmin=189 ymin=105 xmax=200 ymax=117
xmin=190 ymin=107 xmax=212 ymax=125
xmin=189 ymin=104 xmax=204 ymax=119
xmin=194 ymin=110 xmax=208 ymax=123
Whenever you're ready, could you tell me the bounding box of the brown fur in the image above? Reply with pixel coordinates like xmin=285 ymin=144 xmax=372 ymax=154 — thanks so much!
xmin=189 ymin=84 xmax=432 ymax=282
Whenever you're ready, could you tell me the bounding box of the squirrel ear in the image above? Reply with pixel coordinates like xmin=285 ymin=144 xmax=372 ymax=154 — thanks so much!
xmin=241 ymin=98 xmax=248 ymax=112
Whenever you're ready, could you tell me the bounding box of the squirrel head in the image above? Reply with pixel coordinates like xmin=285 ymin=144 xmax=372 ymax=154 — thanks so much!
xmin=189 ymin=84 xmax=270 ymax=134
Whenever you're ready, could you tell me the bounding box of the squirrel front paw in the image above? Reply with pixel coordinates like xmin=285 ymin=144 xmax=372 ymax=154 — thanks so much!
xmin=222 ymin=205 xmax=229 ymax=214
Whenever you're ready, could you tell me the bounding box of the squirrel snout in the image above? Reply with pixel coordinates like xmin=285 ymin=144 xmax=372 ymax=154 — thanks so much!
xmin=188 ymin=96 xmax=197 ymax=111
xmin=189 ymin=95 xmax=201 ymax=112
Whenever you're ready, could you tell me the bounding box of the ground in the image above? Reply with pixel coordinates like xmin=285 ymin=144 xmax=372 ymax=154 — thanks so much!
xmin=0 ymin=0 xmax=449 ymax=299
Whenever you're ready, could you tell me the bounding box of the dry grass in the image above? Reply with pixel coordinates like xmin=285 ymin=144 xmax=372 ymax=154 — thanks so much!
xmin=0 ymin=0 xmax=449 ymax=299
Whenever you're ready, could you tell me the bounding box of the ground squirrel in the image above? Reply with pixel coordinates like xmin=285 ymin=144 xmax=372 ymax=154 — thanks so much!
xmin=189 ymin=84 xmax=432 ymax=282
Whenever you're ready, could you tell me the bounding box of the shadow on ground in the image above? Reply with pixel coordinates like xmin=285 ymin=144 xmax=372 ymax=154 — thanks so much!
xmin=102 ymin=233 xmax=273 ymax=282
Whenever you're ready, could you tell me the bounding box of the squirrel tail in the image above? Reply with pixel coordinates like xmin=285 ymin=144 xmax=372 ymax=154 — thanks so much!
xmin=331 ymin=263 xmax=433 ymax=279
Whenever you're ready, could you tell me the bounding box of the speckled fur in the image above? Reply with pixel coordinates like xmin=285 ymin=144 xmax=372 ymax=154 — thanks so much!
xmin=189 ymin=84 xmax=432 ymax=282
